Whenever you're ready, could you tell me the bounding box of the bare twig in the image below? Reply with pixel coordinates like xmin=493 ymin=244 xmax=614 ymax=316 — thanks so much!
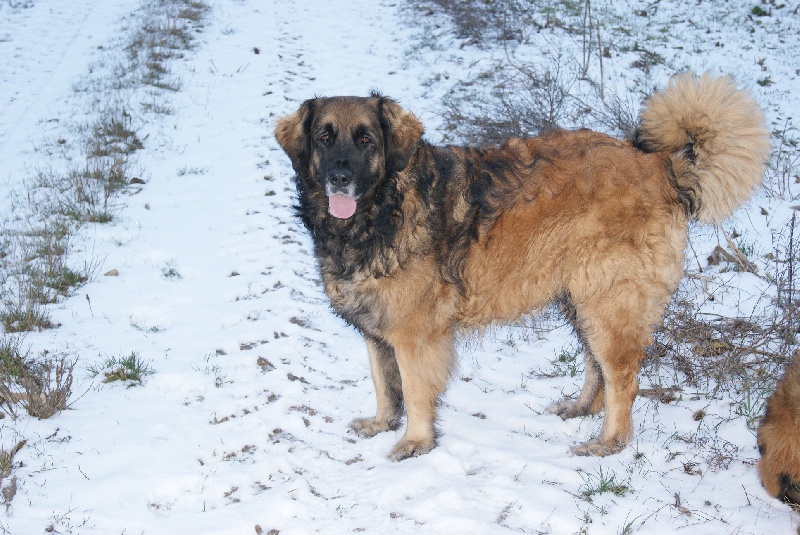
xmin=721 ymin=228 xmax=759 ymax=275
xmin=596 ymin=19 xmax=604 ymax=99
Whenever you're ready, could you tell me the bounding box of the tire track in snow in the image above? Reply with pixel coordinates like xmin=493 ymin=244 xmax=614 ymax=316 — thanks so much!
xmin=0 ymin=0 xmax=132 ymax=192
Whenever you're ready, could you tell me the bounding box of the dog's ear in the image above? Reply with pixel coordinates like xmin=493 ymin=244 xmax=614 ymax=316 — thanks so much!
xmin=378 ymin=97 xmax=424 ymax=174
xmin=275 ymin=99 xmax=316 ymax=175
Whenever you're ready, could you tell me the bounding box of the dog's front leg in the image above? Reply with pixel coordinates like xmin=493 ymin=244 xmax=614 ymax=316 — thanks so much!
xmin=349 ymin=336 xmax=404 ymax=437
xmin=385 ymin=329 xmax=455 ymax=461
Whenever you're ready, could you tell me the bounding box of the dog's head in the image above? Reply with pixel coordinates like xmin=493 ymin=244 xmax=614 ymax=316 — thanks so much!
xmin=275 ymin=94 xmax=423 ymax=220
xmin=758 ymin=382 xmax=800 ymax=505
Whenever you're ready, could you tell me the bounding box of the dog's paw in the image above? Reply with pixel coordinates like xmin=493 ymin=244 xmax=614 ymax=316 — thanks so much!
xmin=348 ymin=416 xmax=400 ymax=438
xmin=387 ymin=437 xmax=436 ymax=461
xmin=546 ymin=399 xmax=590 ymax=420
xmin=570 ymin=439 xmax=625 ymax=457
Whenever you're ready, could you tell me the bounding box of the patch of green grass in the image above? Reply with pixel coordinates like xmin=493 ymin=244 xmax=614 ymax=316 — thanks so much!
xmin=86 ymin=211 xmax=115 ymax=223
xmin=49 ymin=266 xmax=88 ymax=295
xmin=15 ymin=238 xmax=91 ymax=301
xmin=177 ymin=1 xmax=209 ymax=23
xmin=0 ymin=337 xmax=29 ymax=382
xmin=0 ymin=337 xmax=30 ymax=418
xmin=757 ymin=76 xmax=774 ymax=87
xmin=736 ymin=372 xmax=771 ymax=429
xmin=580 ymin=466 xmax=631 ymax=498
xmin=533 ymin=343 xmax=584 ymax=379
xmin=87 ymin=352 xmax=155 ymax=386
xmin=30 ymin=161 xmax=128 ymax=224
xmin=618 ymin=518 xmax=636 ymax=535
xmin=0 ymin=303 xmax=54 ymax=333
xmin=734 ymin=237 xmax=757 ymax=259
xmin=551 ymin=345 xmax=584 ymax=378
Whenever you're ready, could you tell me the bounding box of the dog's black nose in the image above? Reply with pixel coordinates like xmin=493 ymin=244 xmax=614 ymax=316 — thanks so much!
xmin=329 ymin=168 xmax=353 ymax=188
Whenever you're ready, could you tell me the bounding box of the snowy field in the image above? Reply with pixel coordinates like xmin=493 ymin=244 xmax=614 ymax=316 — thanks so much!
xmin=1 ymin=0 xmax=799 ymax=533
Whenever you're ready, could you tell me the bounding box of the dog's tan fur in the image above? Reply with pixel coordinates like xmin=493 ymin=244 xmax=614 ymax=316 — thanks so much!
xmin=275 ymin=72 xmax=769 ymax=460
xmin=758 ymin=351 xmax=800 ymax=504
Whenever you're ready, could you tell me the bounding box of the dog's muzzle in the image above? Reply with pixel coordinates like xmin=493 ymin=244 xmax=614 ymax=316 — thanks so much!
xmin=325 ymin=168 xmax=358 ymax=219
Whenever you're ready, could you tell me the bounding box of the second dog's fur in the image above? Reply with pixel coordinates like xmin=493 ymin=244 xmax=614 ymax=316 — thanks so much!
xmin=759 ymin=351 xmax=800 ymax=504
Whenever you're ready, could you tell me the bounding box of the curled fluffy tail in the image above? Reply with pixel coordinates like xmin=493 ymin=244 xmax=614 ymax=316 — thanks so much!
xmin=636 ymin=72 xmax=771 ymax=224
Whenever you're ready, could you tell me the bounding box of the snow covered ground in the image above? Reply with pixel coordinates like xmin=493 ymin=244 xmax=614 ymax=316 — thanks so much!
xmin=0 ymin=0 xmax=798 ymax=533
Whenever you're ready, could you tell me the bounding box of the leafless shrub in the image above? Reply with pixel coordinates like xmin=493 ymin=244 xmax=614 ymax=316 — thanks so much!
xmin=415 ymin=0 xmax=533 ymax=44
xmin=19 ymin=353 xmax=75 ymax=419
xmin=441 ymin=50 xmax=640 ymax=148
xmin=0 ymin=339 xmax=75 ymax=420
xmin=430 ymin=0 xmax=634 ymax=147
xmin=644 ymin=215 xmax=799 ymax=428
xmin=645 ymin=291 xmax=787 ymax=429
xmin=579 ymin=88 xmax=640 ymax=139
xmin=442 ymin=54 xmax=584 ymax=147
xmin=415 ymin=0 xmax=596 ymax=45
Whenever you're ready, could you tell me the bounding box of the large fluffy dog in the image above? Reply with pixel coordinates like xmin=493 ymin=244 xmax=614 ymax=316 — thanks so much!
xmin=275 ymin=72 xmax=769 ymax=461
xmin=758 ymin=351 xmax=800 ymax=504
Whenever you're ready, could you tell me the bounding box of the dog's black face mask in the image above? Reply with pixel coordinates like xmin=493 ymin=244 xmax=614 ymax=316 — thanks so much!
xmin=309 ymin=102 xmax=385 ymax=219
xmin=275 ymin=94 xmax=424 ymax=220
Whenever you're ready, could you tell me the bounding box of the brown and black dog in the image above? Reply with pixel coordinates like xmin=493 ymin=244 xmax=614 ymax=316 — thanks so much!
xmin=759 ymin=351 xmax=800 ymax=504
xmin=275 ymin=72 xmax=769 ymax=461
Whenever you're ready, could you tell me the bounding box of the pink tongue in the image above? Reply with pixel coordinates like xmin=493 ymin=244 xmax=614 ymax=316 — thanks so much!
xmin=328 ymin=194 xmax=357 ymax=219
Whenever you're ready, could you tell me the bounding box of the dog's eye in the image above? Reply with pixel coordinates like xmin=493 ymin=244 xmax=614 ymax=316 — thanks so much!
xmin=359 ymin=135 xmax=371 ymax=145
xmin=320 ymin=132 xmax=332 ymax=144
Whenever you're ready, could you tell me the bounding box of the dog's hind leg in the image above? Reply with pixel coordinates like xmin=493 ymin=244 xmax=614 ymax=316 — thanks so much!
xmin=548 ymin=294 xmax=605 ymax=418
xmin=385 ymin=329 xmax=455 ymax=461
xmin=566 ymin=284 xmax=665 ymax=456
xmin=350 ymin=337 xmax=404 ymax=437
xmin=547 ymin=353 xmax=605 ymax=418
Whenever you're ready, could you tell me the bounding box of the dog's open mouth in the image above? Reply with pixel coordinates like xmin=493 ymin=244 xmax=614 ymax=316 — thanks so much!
xmin=328 ymin=194 xmax=358 ymax=219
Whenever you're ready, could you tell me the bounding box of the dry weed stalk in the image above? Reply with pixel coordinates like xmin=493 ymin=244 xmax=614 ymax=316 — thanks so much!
xmin=19 ymin=354 xmax=75 ymax=419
